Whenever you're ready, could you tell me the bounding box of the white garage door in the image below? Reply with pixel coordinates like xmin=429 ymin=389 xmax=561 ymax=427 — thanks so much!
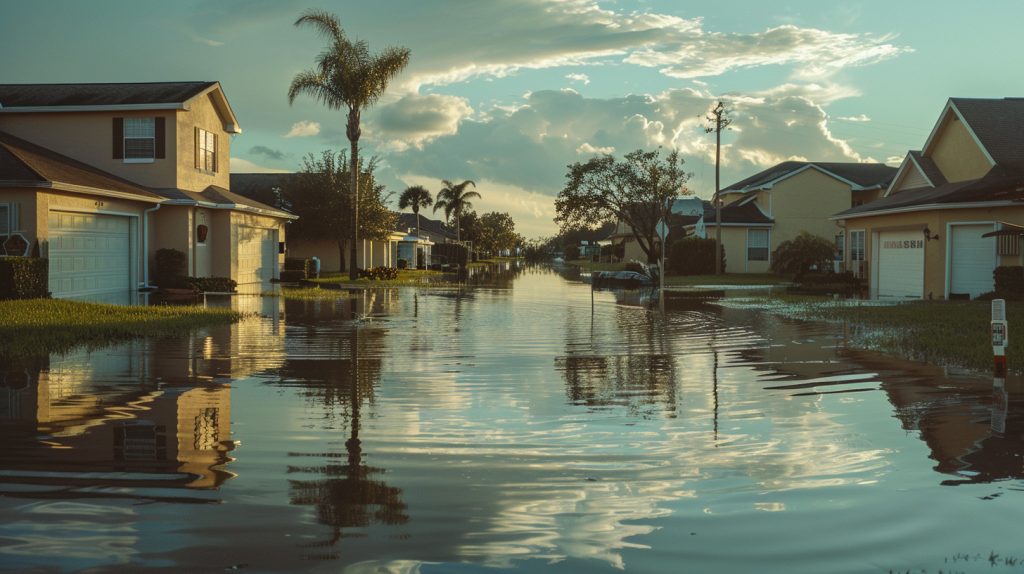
xmin=236 ymin=226 xmax=276 ymax=285
xmin=48 ymin=211 xmax=133 ymax=299
xmin=875 ymin=230 xmax=924 ymax=299
xmin=949 ymin=223 xmax=996 ymax=298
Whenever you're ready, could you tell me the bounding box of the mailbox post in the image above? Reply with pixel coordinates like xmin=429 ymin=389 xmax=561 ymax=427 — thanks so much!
xmin=992 ymin=299 xmax=1008 ymax=377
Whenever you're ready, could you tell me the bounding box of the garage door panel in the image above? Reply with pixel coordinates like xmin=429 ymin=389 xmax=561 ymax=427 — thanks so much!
xmin=235 ymin=226 xmax=276 ymax=285
xmin=876 ymin=230 xmax=924 ymax=299
xmin=49 ymin=211 xmax=133 ymax=299
xmin=950 ymin=224 xmax=996 ymax=298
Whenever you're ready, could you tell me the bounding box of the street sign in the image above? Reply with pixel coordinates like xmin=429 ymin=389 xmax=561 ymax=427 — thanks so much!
xmin=655 ymin=220 xmax=669 ymax=242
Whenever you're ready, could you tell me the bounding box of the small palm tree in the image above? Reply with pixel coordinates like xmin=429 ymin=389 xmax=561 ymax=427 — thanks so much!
xmin=398 ymin=185 xmax=433 ymax=238
xmin=288 ymin=10 xmax=410 ymax=279
xmin=433 ymin=180 xmax=480 ymax=243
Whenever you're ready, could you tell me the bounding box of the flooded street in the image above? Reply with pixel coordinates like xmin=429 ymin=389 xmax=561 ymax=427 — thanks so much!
xmin=1 ymin=266 xmax=1022 ymax=573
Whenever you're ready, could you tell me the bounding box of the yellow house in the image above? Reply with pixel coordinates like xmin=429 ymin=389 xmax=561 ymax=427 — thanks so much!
xmin=0 ymin=82 xmax=296 ymax=300
xmin=832 ymin=97 xmax=1024 ymax=299
xmin=707 ymin=161 xmax=896 ymax=273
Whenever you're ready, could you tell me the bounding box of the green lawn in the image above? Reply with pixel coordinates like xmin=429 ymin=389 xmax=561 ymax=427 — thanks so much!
xmin=0 ymin=298 xmax=245 ymax=357
xmin=749 ymin=296 xmax=1023 ymax=373
xmin=307 ymin=269 xmax=449 ymax=287
xmin=664 ymin=273 xmax=793 ymax=287
xmin=262 ymin=287 xmax=354 ymax=300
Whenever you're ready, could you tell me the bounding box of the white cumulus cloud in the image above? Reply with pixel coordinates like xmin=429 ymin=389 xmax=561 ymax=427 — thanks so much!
xmin=285 ymin=120 xmax=321 ymax=138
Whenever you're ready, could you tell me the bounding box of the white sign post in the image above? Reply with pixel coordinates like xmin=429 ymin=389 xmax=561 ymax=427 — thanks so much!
xmin=656 ymin=219 xmax=669 ymax=311
xmin=991 ymin=298 xmax=1009 ymax=434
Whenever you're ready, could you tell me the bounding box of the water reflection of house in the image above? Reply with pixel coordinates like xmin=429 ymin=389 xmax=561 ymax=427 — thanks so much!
xmin=0 ymin=347 xmax=234 ymax=490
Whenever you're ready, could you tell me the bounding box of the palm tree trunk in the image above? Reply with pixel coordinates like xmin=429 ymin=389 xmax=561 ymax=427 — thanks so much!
xmin=349 ymin=137 xmax=360 ymax=280
xmin=415 ymin=208 xmax=421 ymax=238
xmin=456 ymin=211 xmax=461 ymax=243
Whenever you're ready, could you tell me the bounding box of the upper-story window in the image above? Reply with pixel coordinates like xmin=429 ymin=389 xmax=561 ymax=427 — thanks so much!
xmin=196 ymin=128 xmax=217 ymax=172
xmin=124 ymin=118 xmax=155 ymax=161
xmin=113 ymin=117 xmax=164 ymax=162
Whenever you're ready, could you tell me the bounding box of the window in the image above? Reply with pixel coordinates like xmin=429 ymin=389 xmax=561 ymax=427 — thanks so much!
xmin=124 ymin=117 xmax=155 ymax=160
xmin=196 ymin=128 xmax=217 ymax=172
xmin=747 ymin=229 xmax=769 ymax=261
xmin=835 ymin=232 xmax=845 ymax=261
xmin=850 ymin=230 xmax=866 ymax=262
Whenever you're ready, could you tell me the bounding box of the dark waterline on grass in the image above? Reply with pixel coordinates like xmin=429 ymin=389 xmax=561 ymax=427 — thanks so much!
xmin=1 ymin=265 xmax=1022 ymax=573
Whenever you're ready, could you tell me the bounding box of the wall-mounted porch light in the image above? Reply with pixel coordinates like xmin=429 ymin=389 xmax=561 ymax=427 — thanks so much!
xmin=923 ymin=226 xmax=939 ymax=241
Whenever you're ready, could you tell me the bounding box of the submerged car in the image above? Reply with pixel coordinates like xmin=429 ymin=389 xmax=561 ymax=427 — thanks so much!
xmin=590 ymin=270 xmax=654 ymax=289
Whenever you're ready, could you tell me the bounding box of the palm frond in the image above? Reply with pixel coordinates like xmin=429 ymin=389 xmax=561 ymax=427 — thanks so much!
xmin=295 ymin=10 xmax=346 ymax=45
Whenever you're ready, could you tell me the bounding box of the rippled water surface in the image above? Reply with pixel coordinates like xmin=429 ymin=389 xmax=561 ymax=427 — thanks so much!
xmin=2 ymin=266 xmax=1022 ymax=573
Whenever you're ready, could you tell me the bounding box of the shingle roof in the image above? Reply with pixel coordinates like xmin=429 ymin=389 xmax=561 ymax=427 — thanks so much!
xmin=834 ymin=165 xmax=1024 ymax=219
xmin=908 ymin=150 xmax=947 ymax=186
xmin=722 ymin=161 xmax=897 ymax=192
xmin=949 ymin=98 xmax=1024 ymax=168
xmin=0 ymin=130 xmax=162 ymax=200
xmin=0 ymin=82 xmax=217 ymax=108
xmin=705 ymin=197 xmax=774 ymax=225
xmin=157 ymin=181 xmax=295 ymax=218
xmin=396 ymin=212 xmax=456 ymax=239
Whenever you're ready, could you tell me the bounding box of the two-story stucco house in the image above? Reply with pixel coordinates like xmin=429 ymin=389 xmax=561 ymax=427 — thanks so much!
xmin=706 ymin=162 xmax=897 ymax=273
xmin=0 ymin=82 xmax=296 ymax=300
xmin=832 ymin=98 xmax=1024 ymax=299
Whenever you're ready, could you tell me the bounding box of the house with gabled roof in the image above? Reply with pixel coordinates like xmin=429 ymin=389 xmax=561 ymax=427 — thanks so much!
xmin=0 ymin=82 xmax=295 ymax=300
xmin=832 ymin=97 xmax=1024 ymax=299
xmin=706 ymin=161 xmax=896 ymax=273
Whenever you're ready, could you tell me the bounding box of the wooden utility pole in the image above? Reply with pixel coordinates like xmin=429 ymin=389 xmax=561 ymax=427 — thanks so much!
xmin=705 ymin=101 xmax=731 ymax=275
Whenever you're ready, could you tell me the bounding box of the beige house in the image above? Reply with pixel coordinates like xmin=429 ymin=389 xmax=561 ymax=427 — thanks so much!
xmin=832 ymin=97 xmax=1024 ymax=299
xmin=231 ymin=172 xmax=452 ymax=272
xmin=0 ymin=82 xmax=295 ymax=300
xmin=708 ymin=162 xmax=896 ymax=273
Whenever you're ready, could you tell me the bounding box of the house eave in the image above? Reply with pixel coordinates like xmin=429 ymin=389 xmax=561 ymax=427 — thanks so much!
xmin=162 ymin=197 xmax=297 ymax=220
xmin=0 ymin=103 xmax=186 ymax=113
xmin=0 ymin=180 xmax=163 ymax=203
xmin=830 ymin=200 xmax=1019 ymax=221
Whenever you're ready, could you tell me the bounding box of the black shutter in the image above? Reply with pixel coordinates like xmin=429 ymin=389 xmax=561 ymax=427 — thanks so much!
xmin=155 ymin=117 xmax=166 ymax=159
xmin=113 ymin=117 xmax=124 ymax=159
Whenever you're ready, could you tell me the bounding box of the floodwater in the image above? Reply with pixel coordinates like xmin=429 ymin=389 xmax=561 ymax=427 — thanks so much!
xmin=1 ymin=265 xmax=1022 ymax=573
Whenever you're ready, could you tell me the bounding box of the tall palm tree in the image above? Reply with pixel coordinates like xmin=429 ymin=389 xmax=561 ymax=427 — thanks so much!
xmin=288 ymin=10 xmax=410 ymax=279
xmin=433 ymin=179 xmax=480 ymax=243
xmin=397 ymin=185 xmax=433 ymax=238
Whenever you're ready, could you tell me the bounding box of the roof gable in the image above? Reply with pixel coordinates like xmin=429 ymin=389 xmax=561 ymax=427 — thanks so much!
xmin=722 ymin=161 xmax=896 ymax=194
xmin=921 ymin=99 xmax=996 ymax=168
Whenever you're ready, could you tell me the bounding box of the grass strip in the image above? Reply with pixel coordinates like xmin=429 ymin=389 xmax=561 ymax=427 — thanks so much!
xmin=740 ymin=295 xmax=1023 ymax=373
xmin=262 ymin=287 xmax=354 ymax=300
xmin=0 ymin=298 xmax=245 ymax=358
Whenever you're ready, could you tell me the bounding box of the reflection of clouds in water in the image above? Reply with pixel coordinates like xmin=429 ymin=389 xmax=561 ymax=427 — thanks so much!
xmin=341 ymin=560 xmax=432 ymax=574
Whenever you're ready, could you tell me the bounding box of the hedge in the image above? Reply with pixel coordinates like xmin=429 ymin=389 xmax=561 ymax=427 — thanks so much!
xmin=161 ymin=275 xmax=237 ymax=293
xmin=434 ymin=243 xmax=468 ymax=267
xmin=994 ymin=266 xmax=1024 ymax=300
xmin=787 ymin=271 xmax=862 ymax=296
xmin=0 ymin=257 xmax=49 ymax=300
xmin=666 ymin=237 xmax=725 ymax=275
xmin=360 ymin=266 xmax=399 ymax=281
xmin=154 ymin=248 xmax=187 ymax=287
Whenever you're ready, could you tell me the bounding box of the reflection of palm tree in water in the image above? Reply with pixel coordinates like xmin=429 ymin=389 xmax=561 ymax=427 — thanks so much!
xmin=285 ymin=326 xmax=408 ymax=553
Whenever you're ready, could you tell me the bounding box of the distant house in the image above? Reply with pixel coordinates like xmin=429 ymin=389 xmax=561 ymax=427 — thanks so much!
xmin=832 ymin=97 xmax=1024 ymax=299
xmin=231 ymin=173 xmax=454 ymax=271
xmin=707 ymin=161 xmax=896 ymax=273
xmin=0 ymin=82 xmax=295 ymax=300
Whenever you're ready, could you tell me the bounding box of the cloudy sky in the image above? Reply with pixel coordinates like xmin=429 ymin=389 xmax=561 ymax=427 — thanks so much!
xmin=2 ymin=0 xmax=1021 ymax=237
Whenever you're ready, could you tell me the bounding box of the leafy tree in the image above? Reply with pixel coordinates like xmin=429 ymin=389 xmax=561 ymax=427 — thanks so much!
xmin=555 ymin=148 xmax=690 ymax=263
xmin=458 ymin=209 xmax=480 ymax=245
xmin=398 ymin=185 xmax=433 ymax=238
xmin=288 ymin=10 xmax=410 ymax=279
xmin=770 ymin=231 xmax=836 ymax=278
xmin=284 ymin=150 xmax=396 ymax=272
xmin=433 ymin=179 xmax=480 ymax=243
xmin=476 ymin=212 xmax=518 ymax=256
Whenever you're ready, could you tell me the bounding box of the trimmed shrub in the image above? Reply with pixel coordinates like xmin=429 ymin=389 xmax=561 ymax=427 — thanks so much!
xmin=360 ymin=266 xmax=399 ymax=281
xmin=397 ymin=259 xmax=408 ymax=270
xmin=770 ymin=231 xmax=835 ymax=277
xmin=666 ymin=237 xmax=725 ymax=275
xmin=154 ymin=248 xmax=187 ymax=287
xmin=994 ymin=266 xmax=1024 ymax=300
xmin=788 ymin=271 xmax=862 ymax=296
xmin=187 ymin=277 xmax=237 ymax=293
xmin=0 ymin=256 xmax=49 ymax=300
xmin=434 ymin=243 xmax=469 ymax=267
